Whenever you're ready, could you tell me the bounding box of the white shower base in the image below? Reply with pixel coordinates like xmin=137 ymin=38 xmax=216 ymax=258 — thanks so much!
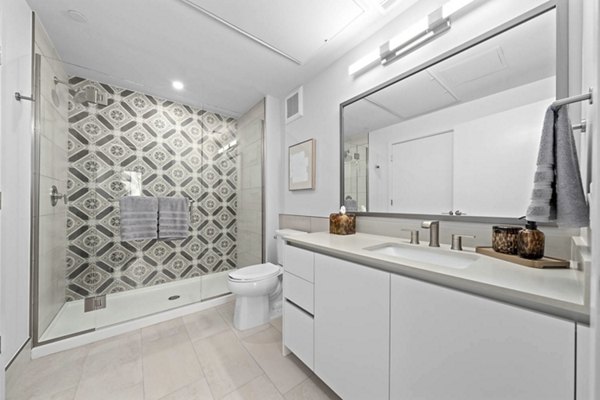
xmin=39 ymin=271 xmax=231 ymax=344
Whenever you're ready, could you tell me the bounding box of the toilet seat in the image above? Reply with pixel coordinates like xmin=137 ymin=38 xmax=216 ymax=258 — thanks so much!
xmin=228 ymin=263 xmax=281 ymax=282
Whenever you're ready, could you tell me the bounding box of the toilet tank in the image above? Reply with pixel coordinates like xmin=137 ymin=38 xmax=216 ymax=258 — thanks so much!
xmin=275 ymin=229 xmax=307 ymax=266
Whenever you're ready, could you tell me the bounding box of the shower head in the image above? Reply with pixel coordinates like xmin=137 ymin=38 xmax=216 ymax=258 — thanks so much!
xmin=50 ymin=76 xmax=70 ymax=107
xmin=72 ymin=86 xmax=108 ymax=106
xmin=53 ymin=76 xmax=69 ymax=87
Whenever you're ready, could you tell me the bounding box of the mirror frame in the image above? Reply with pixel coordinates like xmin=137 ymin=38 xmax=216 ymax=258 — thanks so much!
xmin=339 ymin=0 xmax=568 ymax=225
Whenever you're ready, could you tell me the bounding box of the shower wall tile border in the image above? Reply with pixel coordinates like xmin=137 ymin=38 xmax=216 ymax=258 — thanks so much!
xmin=66 ymin=77 xmax=238 ymax=300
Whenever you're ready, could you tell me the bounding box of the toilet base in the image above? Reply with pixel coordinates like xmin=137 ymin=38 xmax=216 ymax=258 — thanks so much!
xmin=233 ymin=295 xmax=270 ymax=331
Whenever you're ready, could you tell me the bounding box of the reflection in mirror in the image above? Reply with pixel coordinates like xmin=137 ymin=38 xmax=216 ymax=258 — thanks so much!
xmin=342 ymin=8 xmax=558 ymax=219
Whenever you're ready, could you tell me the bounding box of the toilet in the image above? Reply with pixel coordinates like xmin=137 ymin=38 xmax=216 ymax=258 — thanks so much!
xmin=227 ymin=229 xmax=307 ymax=330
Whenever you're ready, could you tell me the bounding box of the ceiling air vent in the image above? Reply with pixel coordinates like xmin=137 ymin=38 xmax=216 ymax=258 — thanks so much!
xmin=285 ymin=87 xmax=304 ymax=124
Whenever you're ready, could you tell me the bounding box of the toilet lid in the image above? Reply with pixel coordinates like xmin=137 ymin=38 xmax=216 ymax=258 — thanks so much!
xmin=228 ymin=263 xmax=281 ymax=281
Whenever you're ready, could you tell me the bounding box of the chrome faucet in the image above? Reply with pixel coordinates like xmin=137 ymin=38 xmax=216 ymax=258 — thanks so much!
xmin=421 ymin=220 xmax=440 ymax=247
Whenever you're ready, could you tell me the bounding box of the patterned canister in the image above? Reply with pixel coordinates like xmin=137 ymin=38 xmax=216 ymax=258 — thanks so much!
xmin=492 ymin=226 xmax=522 ymax=254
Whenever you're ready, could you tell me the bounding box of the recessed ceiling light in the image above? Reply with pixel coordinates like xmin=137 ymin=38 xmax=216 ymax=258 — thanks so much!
xmin=172 ymin=81 xmax=184 ymax=90
xmin=66 ymin=9 xmax=88 ymax=23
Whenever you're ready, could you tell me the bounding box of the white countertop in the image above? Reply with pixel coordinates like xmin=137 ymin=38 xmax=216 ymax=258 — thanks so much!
xmin=286 ymin=232 xmax=588 ymax=323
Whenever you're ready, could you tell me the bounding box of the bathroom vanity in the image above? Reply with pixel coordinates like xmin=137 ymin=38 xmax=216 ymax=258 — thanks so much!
xmin=282 ymin=232 xmax=588 ymax=400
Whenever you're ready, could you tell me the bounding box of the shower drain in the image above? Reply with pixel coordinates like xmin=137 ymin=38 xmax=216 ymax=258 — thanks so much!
xmin=168 ymin=295 xmax=181 ymax=301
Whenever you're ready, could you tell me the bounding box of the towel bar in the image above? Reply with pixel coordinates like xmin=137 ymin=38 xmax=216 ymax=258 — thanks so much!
xmin=552 ymin=88 xmax=593 ymax=108
xmin=68 ymin=197 xmax=196 ymax=212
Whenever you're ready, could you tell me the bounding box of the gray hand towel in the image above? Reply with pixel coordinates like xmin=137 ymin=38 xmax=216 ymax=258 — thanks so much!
xmin=526 ymin=106 xmax=589 ymax=227
xmin=119 ymin=196 xmax=158 ymax=241
xmin=158 ymin=197 xmax=190 ymax=240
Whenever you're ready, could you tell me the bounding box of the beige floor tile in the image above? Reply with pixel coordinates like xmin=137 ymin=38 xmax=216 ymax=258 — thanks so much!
xmin=221 ymin=375 xmax=284 ymax=400
xmin=29 ymin=387 xmax=77 ymax=400
xmin=158 ymin=378 xmax=214 ymax=400
xmin=6 ymin=342 xmax=33 ymax=391
xmin=7 ymin=345 xmax=88 ymax=400
xmin=183 ymin=308 xmax=230 ymax=341
xmin=193 ymin=330 xmax=263 ymax=399
xmin=284 ymin=375 xmax=341 ymax=400
xmin=241 ymin=327 xmax=311 ymax=394
xmin=142 ymin=317 xmax=191 ymax=354
xmin=216 ymin=302 xmax=271 ymax=339
xmin=270 ymin=317 xmax=282 ymax=333
xmin=143 ymin=340 xmax=204 ymax=400
xmin=75 ymin=332 xmax=143 ymax=400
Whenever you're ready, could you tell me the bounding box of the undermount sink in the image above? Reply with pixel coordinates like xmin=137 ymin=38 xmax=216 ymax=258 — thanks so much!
xmin=364 ymin=243 xmax=478 ymax=269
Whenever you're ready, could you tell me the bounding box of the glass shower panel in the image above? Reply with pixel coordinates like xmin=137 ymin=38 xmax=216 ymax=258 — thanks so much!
xmin=200 ymin=113 xmax=244 ymax=301
xmin=33 ymin=52 xmax=99 ymax=343
xmin=234 ymin=118 xmax=264 ymax=270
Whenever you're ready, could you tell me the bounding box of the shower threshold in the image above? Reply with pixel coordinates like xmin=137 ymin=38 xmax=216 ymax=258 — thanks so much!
xmin=39 ymin=271 xmax=231 ymax=344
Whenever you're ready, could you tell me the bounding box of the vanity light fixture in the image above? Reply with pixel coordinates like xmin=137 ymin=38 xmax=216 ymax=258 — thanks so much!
xmin=348 ymin=0 xmax=475 ymax=76
xmin=172 ymin=80 xmax=184 ymax=90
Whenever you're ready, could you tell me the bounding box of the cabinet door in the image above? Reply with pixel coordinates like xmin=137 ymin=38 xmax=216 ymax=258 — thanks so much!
xmin=576 ymin=324 xmax=591 ymax=400
xmin=390 ymin=274 xmax=575 ymax=400
xmin=314 ymin=254 xmax=390 ymax=400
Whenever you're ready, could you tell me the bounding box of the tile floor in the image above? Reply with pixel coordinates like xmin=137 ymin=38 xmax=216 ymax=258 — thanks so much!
xmin=7 ymin=301 xmax=341 ymax=400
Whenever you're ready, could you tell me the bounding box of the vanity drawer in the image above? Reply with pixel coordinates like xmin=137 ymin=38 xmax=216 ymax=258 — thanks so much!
xmin=284 ymin=245 xmax=314 ymax=282
xmin=284 ymin=300 xmax=314 ymax=370
xmin=283 ymin=271 xmax=314 ymax=314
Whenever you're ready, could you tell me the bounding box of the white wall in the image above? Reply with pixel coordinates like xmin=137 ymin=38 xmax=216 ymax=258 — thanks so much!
xmin=283 ymin=0 xmax=553 ymax=217
xmin=582 ymin=0 xmax=600 ymax=396
xmin=0 ymin=0 xmax=33 ymax=384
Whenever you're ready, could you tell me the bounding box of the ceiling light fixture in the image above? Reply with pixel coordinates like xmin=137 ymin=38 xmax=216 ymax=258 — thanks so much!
xmin=172 ymin=81 xmax=184 ymax=90
xmin=348 ymin=0 xmax=475 ymax=76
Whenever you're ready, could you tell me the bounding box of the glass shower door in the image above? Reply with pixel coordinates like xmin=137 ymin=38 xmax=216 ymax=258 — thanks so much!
xmin=33 ymin=51 xmax=100 ymax=344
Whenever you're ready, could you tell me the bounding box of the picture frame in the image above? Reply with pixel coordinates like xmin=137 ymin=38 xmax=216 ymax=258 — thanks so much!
xmin=289 ymin=138 xmax=315 ymax=191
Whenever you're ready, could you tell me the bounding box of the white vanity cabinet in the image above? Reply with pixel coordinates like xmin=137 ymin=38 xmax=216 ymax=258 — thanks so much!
xmin=282 ymin=245 xmax=315 ymax=370
xmin=282 ymin=245 xmax=580 ymax=400
xmin=314 ymin=253 xmax=390 ymax=400
xmin=390 ymin=274 xmax=575 ymax=400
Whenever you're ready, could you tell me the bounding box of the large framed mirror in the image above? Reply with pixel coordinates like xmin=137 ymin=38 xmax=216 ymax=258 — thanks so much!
xmin=341 ymin=2 xmax=568 ymax=223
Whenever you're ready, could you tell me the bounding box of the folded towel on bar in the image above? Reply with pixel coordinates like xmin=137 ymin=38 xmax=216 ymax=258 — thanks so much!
xmin=119 ymin=196 xmax=158 ymax=241
xmin=525 ymin=105 xmax=589 ymax=227
xmin=158 ymin=197 xmax=190 ymax=239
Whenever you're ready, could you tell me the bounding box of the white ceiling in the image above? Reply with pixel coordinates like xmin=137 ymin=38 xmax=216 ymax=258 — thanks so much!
xmin=344 ymin=8 xmax=556 ymax=137
xmin=27 ymin=0 xmax=430 ymax=117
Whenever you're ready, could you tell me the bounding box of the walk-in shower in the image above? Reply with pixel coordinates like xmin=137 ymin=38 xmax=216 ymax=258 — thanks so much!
xmin=31 ymin=20 xmax=264 ymax=346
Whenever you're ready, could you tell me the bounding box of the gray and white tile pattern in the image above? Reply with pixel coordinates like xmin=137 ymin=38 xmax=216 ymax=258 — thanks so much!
xmin=66 ymin=78 xmax=239 ymax=300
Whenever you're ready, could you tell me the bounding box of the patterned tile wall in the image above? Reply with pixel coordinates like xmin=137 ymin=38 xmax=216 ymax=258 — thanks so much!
xmin=66 ymin=77 xmax=238 ymax=300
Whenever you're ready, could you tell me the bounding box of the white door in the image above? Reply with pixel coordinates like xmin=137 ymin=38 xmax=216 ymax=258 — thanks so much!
xmin=390 ymin=131 xmax=453 ymax=214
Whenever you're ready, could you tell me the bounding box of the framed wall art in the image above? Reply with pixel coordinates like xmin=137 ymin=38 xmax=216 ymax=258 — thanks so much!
xmin=289 ymin=138 xmax=315 ymax=191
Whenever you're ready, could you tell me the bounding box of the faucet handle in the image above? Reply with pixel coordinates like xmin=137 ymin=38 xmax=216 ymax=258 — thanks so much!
xmin=401 ymin=229 xmax=420 ymax=244
xmin=451 ymin=234 xmax=476 ymax=251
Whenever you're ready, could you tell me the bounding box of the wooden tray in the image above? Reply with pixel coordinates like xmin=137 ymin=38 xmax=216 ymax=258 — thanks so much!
xmin=475 ymin=246 xmax=569 ymax=269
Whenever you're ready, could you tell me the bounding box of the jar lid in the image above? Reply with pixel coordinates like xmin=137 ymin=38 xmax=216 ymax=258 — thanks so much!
xmin=493 ymin=226 xmax=522 ymax=233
